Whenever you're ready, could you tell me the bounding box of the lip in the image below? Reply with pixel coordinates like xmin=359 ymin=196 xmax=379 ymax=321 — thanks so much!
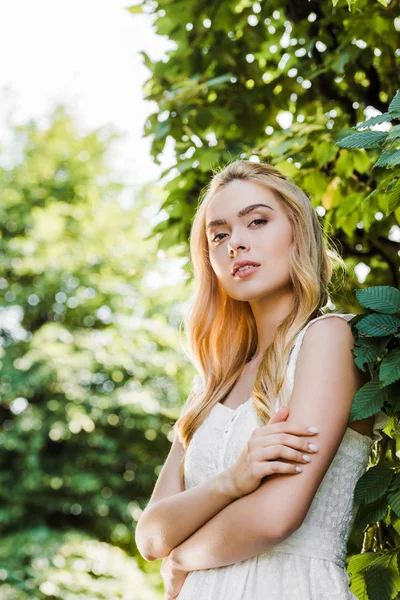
xmin=231 ymin=260 xmax=261 ymax=276
xmin=233 ymin=265 xmax=260 ymax=279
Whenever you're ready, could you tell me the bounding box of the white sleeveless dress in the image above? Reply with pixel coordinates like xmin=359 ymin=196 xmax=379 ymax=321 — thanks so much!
xmin=176 ymin=313 xmax=389 ymax=600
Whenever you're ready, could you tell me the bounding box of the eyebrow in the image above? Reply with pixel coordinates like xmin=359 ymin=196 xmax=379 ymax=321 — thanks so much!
xmin=206 ymin=203 xmax=275 ymax=231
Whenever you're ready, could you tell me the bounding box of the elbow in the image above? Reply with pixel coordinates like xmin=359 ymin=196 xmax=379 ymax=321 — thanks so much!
xmin=138 ymin=548 xmax=157 ymax=562
xmin=135 ymin=536 xmax=154 ymax=562
xmin=135 ymin=518 xmax=159 ymax=562
xmin=135 ymin=519 xmax=170 ymax=562
xmin=136 ymin=539 xmax=159 ymax=563
xmin=141 ymin=540 xmax=171 ymax=562
xmin=139 ymin=543 xmax=171 ymax=562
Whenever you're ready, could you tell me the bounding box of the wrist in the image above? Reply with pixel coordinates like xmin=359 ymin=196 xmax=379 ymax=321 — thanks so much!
xmin=219 ymin=469 xmax=241 ymax=501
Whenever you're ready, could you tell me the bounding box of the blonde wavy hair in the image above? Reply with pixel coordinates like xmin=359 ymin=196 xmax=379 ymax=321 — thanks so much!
xmin=175 ymin=159 xmax=345 ymax=489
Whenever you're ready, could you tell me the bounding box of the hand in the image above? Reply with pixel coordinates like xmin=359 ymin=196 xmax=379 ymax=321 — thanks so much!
xmin=227 ymin=405 xmax=319 ymax=497
xmin=160 ymin=550 xmax=189 ymax=600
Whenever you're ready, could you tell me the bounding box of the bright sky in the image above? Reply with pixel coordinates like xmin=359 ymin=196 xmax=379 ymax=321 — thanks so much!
xmin=0 ymin=0 xmax=174 ymax=191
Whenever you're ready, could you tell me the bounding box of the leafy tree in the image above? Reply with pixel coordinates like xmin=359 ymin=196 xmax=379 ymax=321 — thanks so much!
xmin=131 ymin=0 xmax=399 ymax=288
xmin=337 ymin=89 xmax=400 ymax=226
xmin=0 ymin=106 xmax=195 ymax=598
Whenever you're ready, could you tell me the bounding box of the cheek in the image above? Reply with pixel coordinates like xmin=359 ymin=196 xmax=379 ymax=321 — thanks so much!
xmin=261 ymin=229 xmax=292 ymax=271
xmin=209 ymin=255 xmax=226 ymax=280
xmin=268 ymin=224 xmax=293 ymax=254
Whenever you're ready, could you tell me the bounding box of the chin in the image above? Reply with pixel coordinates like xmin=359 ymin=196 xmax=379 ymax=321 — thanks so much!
xmin=226 ymin=287 xmax=265 ymax=302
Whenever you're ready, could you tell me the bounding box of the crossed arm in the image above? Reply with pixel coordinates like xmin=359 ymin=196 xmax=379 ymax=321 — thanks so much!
xmin=170 ymin=317 xmax=368 ymax=572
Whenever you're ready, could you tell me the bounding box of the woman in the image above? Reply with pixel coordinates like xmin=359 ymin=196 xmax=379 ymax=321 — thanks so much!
xmin=135 ymin=160 xmax=388 ymax=599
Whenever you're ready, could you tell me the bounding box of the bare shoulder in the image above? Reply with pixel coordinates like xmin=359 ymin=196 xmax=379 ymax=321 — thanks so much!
xmin=300 ymin=315 xmax=364 ymax=392
xmin=301 ymin=315 xmax=373 ymax=437
xmin=304 ymin=313 xmax=356 ymax=345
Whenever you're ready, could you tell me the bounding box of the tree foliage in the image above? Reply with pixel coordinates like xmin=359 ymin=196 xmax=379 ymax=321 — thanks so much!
xmin=129 ymin=0 xmax=400 ymax=596
xmin=0 ymin=526 xmax=159 ymax=600
xmin=132 ymin=0 xmax=399 ymax=287
xmin=0 ymin=106 xmax=195 ymax=598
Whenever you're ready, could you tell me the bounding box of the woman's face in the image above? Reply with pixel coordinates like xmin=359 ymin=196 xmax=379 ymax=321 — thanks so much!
xmin=205 ymin=179 xmax=294 ymax=302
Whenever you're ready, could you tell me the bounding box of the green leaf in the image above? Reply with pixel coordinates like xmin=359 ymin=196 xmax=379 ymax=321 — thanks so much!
xmin=353 ymin=336 xmax=391 ymax=371
xmin=388 ymin=182 xmax=400 ymax=213
xmin=336 ymin=150 xmax=354 ymax=178
xmin=388 ymin=491 xmax=400 ymax=518
xmin=350 ymin=380 xmax=386 ymax=422
xmin=348 ymin=552 xmax=380 ymax=599
xmin=387 ymin=125 xmax=400 ymax=141
xmin=389 ymin=90 xmax=400 ymax=115
xmin=354 ymin=465 xmax=394 ymax=505
xmin=386 ymin=150 xmax=400 ymax=168
xmin=352 ymin=112 xmax=392 ymax=130
xmin=269 ymin=136 xmax=308 ymax=158
xmin=302 ymin=170 xmax=329 ymax=198
xmin=311 ymin=141 xmax=337 ymax=167
xmin=388 ymin=471 xmax=400 ymax=492
xmin=355 ymin=286 xmax=400 ymax=314
xmin=354 ymin=497 xmax=388 ymax=533
xmin=365 ymin=553 xmax=400 ymax=600
xmin=374 ymin=150 xmax=400 ymax=169
xmin=353 ymin=149 xmax=371 ymax=174
xmin=355 ymin=313 xmax=400 ymax=337
xmin=274 ymin=160 xmax=299 ymax=178
xmin=380 ymin=349 xmax=400 ymax=387
xmin=337 ymin=130 xmax=388 ymax=149
xmin=348 ymin=552 xmax=379 ymax=577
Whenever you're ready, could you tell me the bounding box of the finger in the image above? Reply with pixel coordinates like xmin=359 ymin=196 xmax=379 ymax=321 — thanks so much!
xmin=257 ymin=460 xmax=304 ymax=477
xmin=269 ymin=406 xmax=289 ymax=423
xmin=259 ymin=444 xmax=313 ymax=464
xmin=259 ymin=432 xmax=319 ymax=455
xmin=260 ymin=421 xmax=319 ymax=436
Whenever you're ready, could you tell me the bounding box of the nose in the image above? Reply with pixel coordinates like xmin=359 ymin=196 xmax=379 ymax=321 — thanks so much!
xmin=228 ymin=225 xmax=250 ymax=253
xmin=228 ymin=241 xmax=247 ymax=256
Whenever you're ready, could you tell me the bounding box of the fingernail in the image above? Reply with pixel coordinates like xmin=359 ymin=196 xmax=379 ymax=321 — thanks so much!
xmin=308 ymin=443 xmax=318 ymax=452
xmin=308 ymin=427 xmax=319 ymax=433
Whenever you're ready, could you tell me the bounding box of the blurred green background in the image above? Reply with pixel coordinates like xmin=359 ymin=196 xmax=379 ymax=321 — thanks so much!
xmin=1 ymin=0 xmax=399 ymax=598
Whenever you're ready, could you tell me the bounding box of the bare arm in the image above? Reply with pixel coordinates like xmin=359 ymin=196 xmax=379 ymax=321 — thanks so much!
xmin=135 ymin=374 xmax=240 ymax=561
xmin=135 ymin=464 xmax=239 ymax=561
xmin=171 ymin=317 xmax=365 ymax=572
xmin=170 ymin=485 xmax=288 ymax=572
xmin=135 ymin=375 xmax=240 ymax=561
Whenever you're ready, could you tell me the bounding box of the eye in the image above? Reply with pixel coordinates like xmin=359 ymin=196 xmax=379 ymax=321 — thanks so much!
xmin=250 ymin=218 xmax=268 ymax=227
xmin=210 ymin=218 xmax=268 ymax=243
